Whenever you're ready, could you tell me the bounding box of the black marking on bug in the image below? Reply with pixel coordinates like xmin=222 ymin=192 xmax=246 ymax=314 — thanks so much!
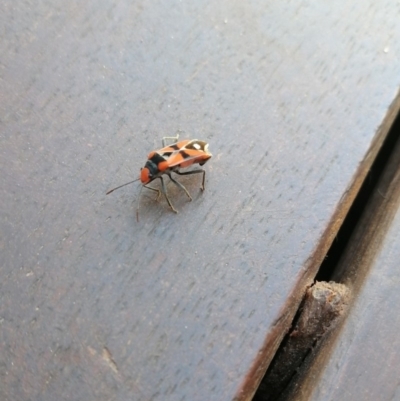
xmin=180 ymin=150 xmax=191 ymax=159
xmin=144 ymin=160 xmax=159 ymax=178
xmin=150 ymin=153 xmax=167 ymax=165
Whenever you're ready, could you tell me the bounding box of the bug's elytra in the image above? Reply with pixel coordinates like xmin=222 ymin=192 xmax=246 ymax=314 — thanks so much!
xmin=106 ymin=135 xmax=212 ymax=220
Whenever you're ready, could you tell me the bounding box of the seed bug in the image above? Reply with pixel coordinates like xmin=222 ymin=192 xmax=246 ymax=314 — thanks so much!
xmin=106 ymin=135 xmax=212 ymax=220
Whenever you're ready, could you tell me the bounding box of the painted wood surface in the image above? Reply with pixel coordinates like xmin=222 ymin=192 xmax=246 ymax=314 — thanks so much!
xmin=1 ymin=1 xmax=400 ymax=400
xmin=282 ymin=122 xmax=400 ymax=401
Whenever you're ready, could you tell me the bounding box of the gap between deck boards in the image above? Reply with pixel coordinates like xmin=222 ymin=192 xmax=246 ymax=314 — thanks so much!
xmin=252 ymin=97 xmax=400 ymax=401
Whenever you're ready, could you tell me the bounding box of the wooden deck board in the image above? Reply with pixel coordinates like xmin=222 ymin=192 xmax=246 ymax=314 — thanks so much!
xmin=282 ymin=121 xmax=400 ymax=401
xmin=1 ymin=1 xmax=400 ymax=400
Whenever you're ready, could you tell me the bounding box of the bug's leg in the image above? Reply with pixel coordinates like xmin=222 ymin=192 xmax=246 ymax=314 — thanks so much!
xmin=174 ymin=169 xmax=206 ymax=190
xmin=143 ymin=184 xmax=162 ymax=201
xmin=162 ymin=132 xmax=180 ymax=147
xmin=167 ymin=173 xmax=192 ymax=201
xmin=136 ymin=185 xmax=144 ymax=222
xmin=159 ymin=176 xmax=178 ymax=213
xmin=138 ymin=184 xmax=160 ymax=221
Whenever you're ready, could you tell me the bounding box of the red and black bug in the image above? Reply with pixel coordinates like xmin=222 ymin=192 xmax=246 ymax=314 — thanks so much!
xmin=106 ymin=135 xmax=212 ymax=219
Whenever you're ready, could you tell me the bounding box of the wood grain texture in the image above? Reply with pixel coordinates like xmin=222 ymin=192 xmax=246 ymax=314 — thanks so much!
xmin=1 ymin=1 xmax=400 ymax=401
xmin=282 ymin=125 xmax=400 ymax=401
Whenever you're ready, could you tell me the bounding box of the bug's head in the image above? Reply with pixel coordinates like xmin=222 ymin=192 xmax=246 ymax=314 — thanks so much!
xmin=141 ymin=153 xmax=169 ymax=183
xmin=141 ymin=159 xmax=160 ymax=184
xmin=140 ymin=167 xmax=151 ymax=184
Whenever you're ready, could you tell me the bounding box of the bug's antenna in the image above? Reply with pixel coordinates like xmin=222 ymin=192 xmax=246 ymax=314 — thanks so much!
xmin=106 ymin=178 xmax=140 ymax=195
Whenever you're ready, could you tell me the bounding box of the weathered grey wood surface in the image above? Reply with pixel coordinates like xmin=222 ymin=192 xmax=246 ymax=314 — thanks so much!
xmin=282 ymin=122 xmax=400 ymax=401
xmin=1 ymin=1 xmax=400 ymax=401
